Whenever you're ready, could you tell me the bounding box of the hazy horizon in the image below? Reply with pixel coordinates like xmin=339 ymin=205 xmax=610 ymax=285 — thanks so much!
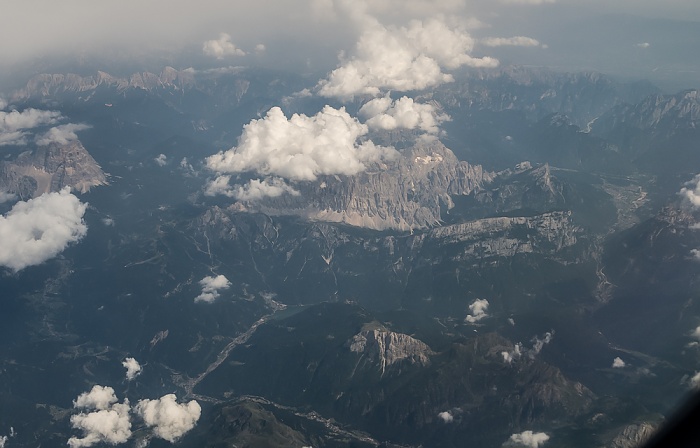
xmin=1 ymin=0 xmax=699 ymax=92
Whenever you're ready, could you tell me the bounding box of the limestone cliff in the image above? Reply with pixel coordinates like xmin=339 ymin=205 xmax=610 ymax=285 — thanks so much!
xmin=0 ymin=140 xmax=107 ymax=199
xmin=246 ymin=141 xmax=492 ymax=231
xmin=347 ymin=324 xmax=434 ymax=374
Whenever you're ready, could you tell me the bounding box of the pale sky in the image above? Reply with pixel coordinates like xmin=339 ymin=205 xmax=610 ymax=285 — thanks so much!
xmin=1 ymin=0 xmax=699 ymax=89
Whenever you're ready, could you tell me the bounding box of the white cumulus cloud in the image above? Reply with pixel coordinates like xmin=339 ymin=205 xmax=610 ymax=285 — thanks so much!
xmin=690 ymin=371 xmax=700 ymax=389
xmin=481 ymin=36 xmax=541 ymax=47
xmin=35 ymin=123 xmax=90 ymax=146
xmin=680 ymin=175 xmax=700 ymax=209
xmin=437 ymin=411 xmax=454 ymax=423
xmin=465 ymin=298 xmax=489 ymax=323
xmin=612 ymin=357 xmax=626 ymax=368
xmin=691 ymin=326 xmax=700 ymax=340
xmin=68 ymin=404 xmax=132 ymax=448
xmin=69 ymin=386 xmax=132 ymax=448
xmin=0 ymin=108 xmax=62 ymax=146
xmin=205 ymin=106 xmax=398 ymax=182
xmin=73 ymin=385 xmax=119 ymax=410
xmin=122 ymin=358 xmax=142 ymax=381
xmin=0 ymin=108 xmax=62 ymax=132
xmin=505 ymin=431 xmax=550 ymax=447
xmin=359 ymin=95 xmax=450 ymax=134
xmin=134 ymin=394 xmax=201 ymax=443
xmin=636 ymin=42 xmax=651 ymax=48
xmin=195 ymin=274 xmax=231 ymax=303
xmin=154 ymin=154 xmax=167 ymax=166
xmin=203 ymin=33 xmax=246 ymax=59
xmin=0 ymin=188 xmax=88 ymax=272
xmin=317 ymin=17 xmax=498 ymax=100
xmin=204 ymin=175 xmax=237 ymax=197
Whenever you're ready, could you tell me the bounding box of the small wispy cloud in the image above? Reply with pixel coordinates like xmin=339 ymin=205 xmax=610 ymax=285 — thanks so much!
xmin=481 ymin=36 xmax=541 ymax=47
xmin=501 ymin=331 xmax=554 ymax=364
xmin=230 ymin=178 xmax=300 ymax=201
xmin=35 ymin=123 xmax=90 ymax=146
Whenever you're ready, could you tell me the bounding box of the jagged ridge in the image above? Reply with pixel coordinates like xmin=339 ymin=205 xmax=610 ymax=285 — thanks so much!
xmin=241 ymin=141 xmax=493 ymax=231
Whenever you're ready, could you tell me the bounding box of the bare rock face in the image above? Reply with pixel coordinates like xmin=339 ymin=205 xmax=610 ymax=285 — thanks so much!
xmin=248 ymin=141 xmax=493 ymax=231
xmin=607 ymin=423 xmax=656 ymax=448
xmin=594 ymin=90 xmax=700 ymax=133
xmin=0 ymin=140 xmax=107 ymax=199
xmin=420 ymin=211 xmax=579 ymax=261
xmin=348 ymin=325 xmax=434 ymax=374
xmin=13 ymin=68 xmax=197 ymax=99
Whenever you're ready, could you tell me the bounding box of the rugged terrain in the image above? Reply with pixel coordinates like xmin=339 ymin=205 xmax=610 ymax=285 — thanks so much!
xmin=0 ymin=65 xmax=698 ymax=448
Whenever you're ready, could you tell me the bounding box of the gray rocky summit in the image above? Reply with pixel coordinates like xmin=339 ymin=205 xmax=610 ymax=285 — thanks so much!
xmin=243 ymin=141 xmax=493 ymax=231
xmin=0 ymin=140 xmax=107 ymax=199
xmin=348 ymin=324 xmax=434 ymax=374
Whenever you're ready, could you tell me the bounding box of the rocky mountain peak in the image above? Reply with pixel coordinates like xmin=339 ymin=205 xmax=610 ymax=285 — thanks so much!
xmin=0 ymin=140 xmax=107 ymax=199
xmin=12 ymin=67 xmax=199 ymax=100
xmin=607 ymin=423 xmax=656 ymax=448
xmin=247 ymin=141 xmax=493 ymax=231
xmin=347 ymin=324 xmax=434 ymax=374
xmin=593 ymin=89 xmax=700 ymax=134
